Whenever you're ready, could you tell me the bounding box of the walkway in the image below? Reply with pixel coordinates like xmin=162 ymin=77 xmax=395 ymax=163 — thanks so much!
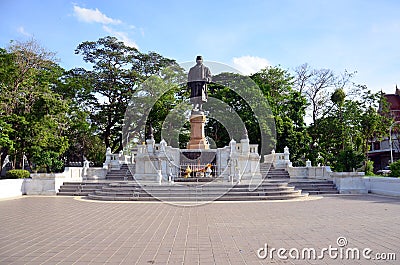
xmin=0 ymin=195 xmax=399 ymax=264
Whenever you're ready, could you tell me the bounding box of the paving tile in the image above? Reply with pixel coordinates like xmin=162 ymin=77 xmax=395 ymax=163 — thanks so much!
xmin=0 ymin=195 xmax=399 ymax=264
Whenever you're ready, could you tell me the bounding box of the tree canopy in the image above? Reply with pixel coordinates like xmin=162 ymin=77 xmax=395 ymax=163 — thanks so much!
xmin=0 ymin=37 xmax=392 ymax=173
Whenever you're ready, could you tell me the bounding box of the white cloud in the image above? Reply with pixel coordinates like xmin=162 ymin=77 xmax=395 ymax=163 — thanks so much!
xmin=17 ymin=26 xmax=32 ymax=37
xmin=102 ymin=26 xmax=139 ymax=49
xmin=232 ymin=56 xmax=271 ymax=75
xmin=73 ymin=5 xmax=121 ymax=25
xmin=72 ymin=4 xmax=140 ymax=49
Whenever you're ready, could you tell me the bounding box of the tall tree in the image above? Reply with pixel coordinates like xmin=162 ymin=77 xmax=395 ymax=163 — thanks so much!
xmin=0 ymin=40 xmax=69 ymax=172
xmin=74 ymin=36 xmax=176 ymax=152
xmin=251 ymin=66 xmax=310 ymax=165
xmin=308 ymin=84 xmax=391 ymax=171
xmin=57 ymin=68 xmax=105 ymax=166
xmin=293 ymin=63 xmax=355 ymax=125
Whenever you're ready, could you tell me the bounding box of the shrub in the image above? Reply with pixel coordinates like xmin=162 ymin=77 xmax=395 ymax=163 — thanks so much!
xmin=389 ymin=160 xmax=400 ymax=178
xmin=335 ymin=148 xmax=364 ymax=172
xmin=5 ymin=169 xmax=30 ymax=179
xmin=364 ymin=160 xmax=375 ymax=176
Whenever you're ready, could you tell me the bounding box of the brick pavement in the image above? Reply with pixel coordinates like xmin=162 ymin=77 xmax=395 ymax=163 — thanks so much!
xmin=0 ymin=195 xmax=399 ymax=265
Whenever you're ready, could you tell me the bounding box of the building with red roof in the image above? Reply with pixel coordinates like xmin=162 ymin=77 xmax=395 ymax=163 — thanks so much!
xmin=368 ymin=86 xmax=400 ymax=172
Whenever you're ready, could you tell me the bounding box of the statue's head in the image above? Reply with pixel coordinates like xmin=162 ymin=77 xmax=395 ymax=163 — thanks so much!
xmin=196 ymin=55 xmax=203 ymax=65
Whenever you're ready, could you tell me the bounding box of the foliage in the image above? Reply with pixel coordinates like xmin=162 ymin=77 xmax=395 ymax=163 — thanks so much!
xmin=0 ymin=40 xmax=69 ymax=172
xmin=334 ymin=148 xmax=364 ymax=172
xmin=389 ymin=160 xmax=400 ymax=178
xmin=251 ymin=66 xmax=310 ymax=164
xmin=0 ymin=37 xmax=392 ymax=173
xmin=364 ymin=160 xmax=374 ymax=176
xmin=331 ymin=88 xmax=346 ymax=107
xmin=122 ymin=65 xmax=187 ymax=149
xmin=74 ymin=36 xmax=177 ymax=152
xmin=205 ymin=72 xmax=276 ymax=155
xmin=305 ymin=77 xmax=390 ymax=171
xmin=5 ymin=169 xmax=30 ymax=179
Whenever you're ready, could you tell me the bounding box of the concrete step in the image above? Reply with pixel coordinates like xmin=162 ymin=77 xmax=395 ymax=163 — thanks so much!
xmin=99 ymin=186 xmax=296 ymax=194
xmin=108 ymin=181 xmax=289 ymax=187
xmin=57 ymin=182 xmax=109 ymax=196
xmin=289 ymin=180 xmax=338 ymax=195
xmin=93 ymin=189 xmax=302 ymax=198
xmin=290 ymin=183 xmax=336 ymax=188
xmin=86 ymin=178 xmax=307 ymax=201
xmin=58 ymin=191 xmax=92 ymax=196
xmin=103 ymin=186 xmax=291 ymax=192
xmin=260 ymin=164 xmax=291 ymax=179
xmin=57 ymin=174 xmax=309 ymax=201
xmin=105 ymin=164 xmax=134 ymax=180
xmin=88 ymin=192 xmax=308 ymax=201
xmin=306 ymin=190 xmax=339 ymax=195
xmin=296 ymin=188 xmax=338 ymax=192
xmin=289 ymin=180 xmax=334 ymax=184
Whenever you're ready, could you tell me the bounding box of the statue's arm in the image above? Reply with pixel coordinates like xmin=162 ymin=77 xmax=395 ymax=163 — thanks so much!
xmin=188 ymin=68 xmax=193 ymax=82
xmin=205 ymin=67 xmax=212 ymax=83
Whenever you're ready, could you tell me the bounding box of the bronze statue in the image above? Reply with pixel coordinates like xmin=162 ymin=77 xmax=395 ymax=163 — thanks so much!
xmin=187 ymin=56 xmax=212 ymax=111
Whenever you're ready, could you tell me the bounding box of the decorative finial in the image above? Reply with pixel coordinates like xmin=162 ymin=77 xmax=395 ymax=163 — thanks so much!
xmin=242 ymin=127 xmax=248 ymax=140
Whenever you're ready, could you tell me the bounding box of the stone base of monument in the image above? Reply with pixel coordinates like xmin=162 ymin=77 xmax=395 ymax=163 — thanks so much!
xmin=187 ymin=112 xmax=209 ymax=150
xmin=87 ymin=179 xmax=308 ymax=202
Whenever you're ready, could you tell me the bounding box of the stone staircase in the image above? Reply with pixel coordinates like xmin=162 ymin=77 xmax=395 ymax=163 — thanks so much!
xmin=87 ymin=180 xmax=307 ymax=201
xmin=58 ymin=163 xmax=338 ymax=200
xmin=57 ymin=164 xmax=135 ymax=196
xmin=289 ymin=180 xmax=339 ymax=195
xmin=85 ymin=163 xmax=307 ymax=201
xmin=261 ymin=164 xmax=338 ymax=195
xmin=58 ymin=182 xmax=108 ymax=196
xmin=105 ymin=164 xmax=134 ymax=181
xmin=261 ymin=163 xmax=290 ymax=179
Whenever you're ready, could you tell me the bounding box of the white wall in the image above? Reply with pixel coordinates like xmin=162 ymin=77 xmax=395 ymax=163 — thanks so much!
xmin=331 ymin=173 xmax=367 ymax=194
xmin=0 ymin=179 xmax=25 ymax=199
xmin=365 ymin=177 xmax=400 ymax=197
xmin=0 ymin=167 xmax=86 ymax=199
xmin=287 ymin=166 xmax=331 ymax=179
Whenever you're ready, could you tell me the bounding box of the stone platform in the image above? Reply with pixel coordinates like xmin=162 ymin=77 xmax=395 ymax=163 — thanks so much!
xmin=86 ymin=179 xmax=307 ymax=201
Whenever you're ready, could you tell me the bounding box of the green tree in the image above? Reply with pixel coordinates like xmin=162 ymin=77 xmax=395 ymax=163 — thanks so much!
xmin=335 ymin=147 xmax=364 ymax=172
xmin=74 ymin=36 xmax=177 ymax=152
xmin=309 ymin=84 xmax=390 ymax=171
xmin=389 ymin=159 xmax=400 ymax=178
xmin=251 ymin=66 xmax=310 ymax=165
xmin=0 ymin=39 xmax=69 ymax=172
xmin=58 ymin=68 xmax=105 ymax=166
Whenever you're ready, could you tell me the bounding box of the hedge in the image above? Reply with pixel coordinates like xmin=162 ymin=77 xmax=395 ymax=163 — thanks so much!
xmin=389 ymin=160 xmax=400 ymax=178
xmin=5 ymin=169 xmax=30 ymax=179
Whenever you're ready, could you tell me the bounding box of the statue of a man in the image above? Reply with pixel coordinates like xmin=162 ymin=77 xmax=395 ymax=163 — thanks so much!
xmin=187 ymin=56 xmax=212 ymax=111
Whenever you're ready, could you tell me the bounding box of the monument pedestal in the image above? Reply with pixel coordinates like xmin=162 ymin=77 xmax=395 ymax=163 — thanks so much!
xmin=187 ymin=112 xmax=209 ymax=149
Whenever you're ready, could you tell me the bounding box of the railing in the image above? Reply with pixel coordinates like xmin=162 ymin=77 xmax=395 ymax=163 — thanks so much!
xmin=263 ymin=147 xmax=291 ymax=168
xmin=104 ymin=151 xmax=136 ymax=170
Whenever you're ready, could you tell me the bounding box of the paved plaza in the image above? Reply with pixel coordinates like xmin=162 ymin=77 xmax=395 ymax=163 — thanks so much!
xmin=0 ymin=195 xmax=399 ymax=265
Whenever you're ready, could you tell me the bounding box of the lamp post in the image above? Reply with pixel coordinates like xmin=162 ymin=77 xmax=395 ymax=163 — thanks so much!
xmin=389 ymin=121 xmax=400 ymax=164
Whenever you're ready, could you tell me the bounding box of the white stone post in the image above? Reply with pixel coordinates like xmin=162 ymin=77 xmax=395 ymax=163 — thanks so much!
xmin=284 ymin=146 xmax=290 ymax=162
xmin=146 ymin=138 xmax=155 ymax=153
xmin=240 ymin=138 xmax=250 ymax=155
xmin=103 ymin=147 xmax=112 ymax=169
xmin=83 ymin=159 xmax=90 ymax=180
xmin=157 ymin=170 xmax=162 ymax=184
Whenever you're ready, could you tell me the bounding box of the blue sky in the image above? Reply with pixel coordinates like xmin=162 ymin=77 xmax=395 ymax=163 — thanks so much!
xmin=1 ymin=0 xmax=400 ymax=94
